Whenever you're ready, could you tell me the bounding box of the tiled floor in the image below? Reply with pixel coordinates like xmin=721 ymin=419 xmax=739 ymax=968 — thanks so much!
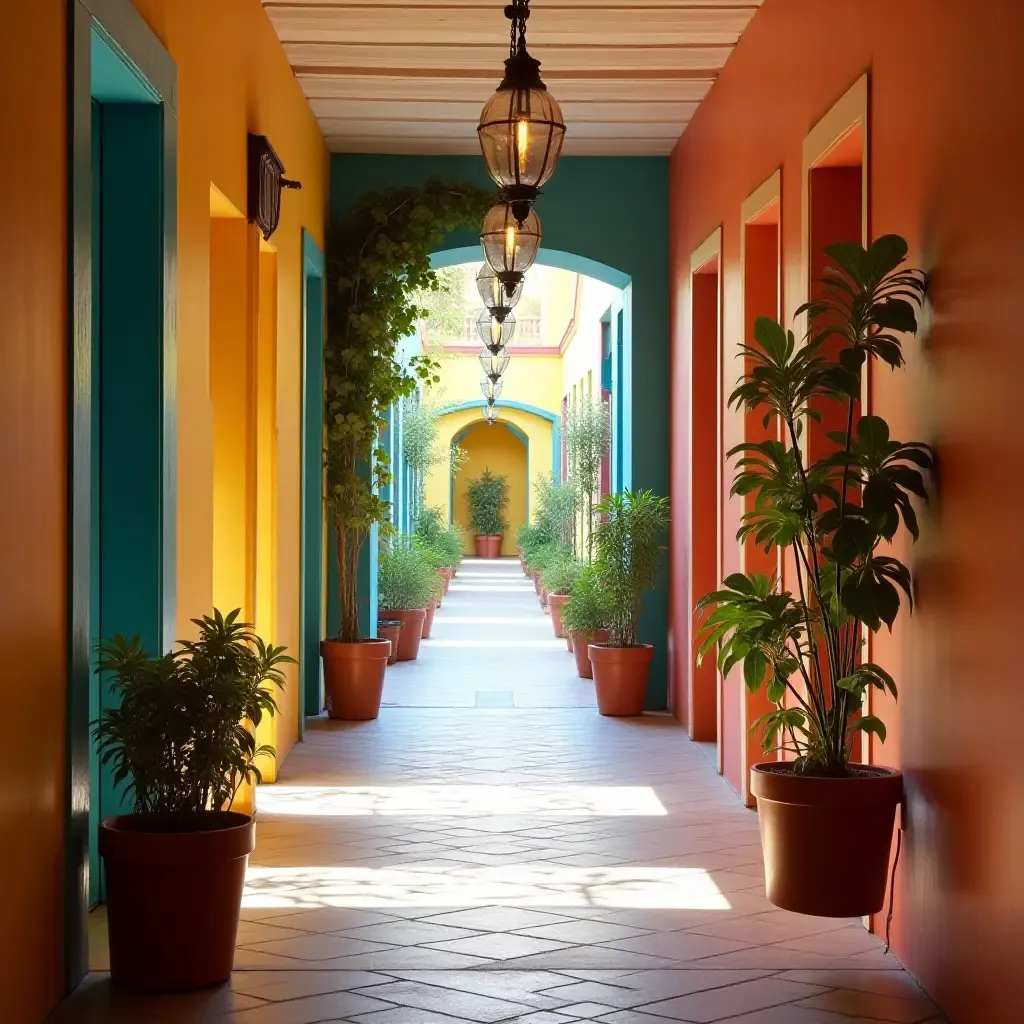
xmin=54 ymin=559 xmax=946 ymax=1023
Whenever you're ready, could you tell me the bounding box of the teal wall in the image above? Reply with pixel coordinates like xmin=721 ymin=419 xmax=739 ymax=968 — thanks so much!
xmin=330 ymin=154 xmax=671 ymax=707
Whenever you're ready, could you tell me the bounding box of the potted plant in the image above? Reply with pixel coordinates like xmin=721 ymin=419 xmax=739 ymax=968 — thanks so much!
xmin=561 ymin=564 xmax=613 ymax=674
xmin=377 ymin=619 xmax=402 ymax=665
xmin=467 ymin=468 xmax=509 ymax=557
xmin=323 ymin=179 xmax=492 ymax=719
xmin=94 ymin=609 xmax=292 ymax=991
xmin=378 ymin=541 xmax=437 ymax=661
xmin=589 ymin=489 xmax=670 ymax=715
xmin=695 ymin=235 xmax=931 ymax=917
xmin=543 ymin=555 xmax=581 ymax=639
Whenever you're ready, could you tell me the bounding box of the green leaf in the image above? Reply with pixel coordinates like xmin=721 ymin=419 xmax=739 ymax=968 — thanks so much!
xmin=850 ymin=714 xmax=887 ymax=743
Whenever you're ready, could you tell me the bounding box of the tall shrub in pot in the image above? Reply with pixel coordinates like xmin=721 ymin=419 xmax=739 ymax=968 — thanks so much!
xmin=695 ymin=236 xmax=932 ymax=918
xmin=589 ymin=490 xmax=670 ymax=714
xmin=94 ymin=609 xmax=292 ymax=991
xmin=323 ymin=179 xmax=491 ymax=717
xmin=467 ymin=468 xmax=509 ymax=557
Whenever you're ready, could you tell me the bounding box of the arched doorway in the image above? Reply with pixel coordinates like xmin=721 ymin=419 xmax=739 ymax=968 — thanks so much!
xmin=453 ymin=420 xmax=528 ymax=558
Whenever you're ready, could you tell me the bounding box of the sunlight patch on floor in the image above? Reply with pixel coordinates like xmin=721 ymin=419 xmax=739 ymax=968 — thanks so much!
xmin=242 ymin=864 xmax=731 ymax=911
xmin=256 ymin=785 xmax=667 ymax=817
xmin=423 ymin=638 xmax=566 ymax=649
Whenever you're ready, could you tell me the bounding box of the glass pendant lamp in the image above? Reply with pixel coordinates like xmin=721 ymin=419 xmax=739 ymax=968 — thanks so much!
xmin=477 ymin=308 xmax=516 ymax=352
xmin=477 ymin=0 xmax=565 ymax=225
xmin=481 ymin=376 xmax=503 ymax=402
xmin=484 ymin=404 xmax=499 ymax=425
xmin=479 ymin=346 xmax=510 ymax=382
xmin=480 ymin=202 xmax=541 ymax=285
xmin=477 ymin=263 xmax=524 ymax=315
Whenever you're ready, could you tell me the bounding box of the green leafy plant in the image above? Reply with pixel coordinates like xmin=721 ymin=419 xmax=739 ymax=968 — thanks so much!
xmin=467 ymin=469 xmax=510 ymax=536
xmin=525 ymin=542 xmax=569 ymax=574
xmin=533 ymin=473 xmax=578 ymax=552
xmin=542 ymin=554 xmax=582 ymax=596
xmin=561 ymin=564 xmax=613 ymax=635
xmin=414 ymin=506 xmax=464 ymax=569
xmin=378 ymin=540 xmax=439 ymax=610
xmin=594 ymin=489 xmax=670 ymax=648
xmin=93 ymin=609 xmax=293 ymax=814
xmin=325 ymin=179 xmax=492 ymax=642
xmin=565 ymin=397 xmax=611 ymax=559
xmin=695 ymin=236 xmax=932 ymax=777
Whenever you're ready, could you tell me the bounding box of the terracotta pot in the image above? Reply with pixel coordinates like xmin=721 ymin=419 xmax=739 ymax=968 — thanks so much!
xmin=532 ymin=570 xmax=542 ymax=594
xmin=377 ymin=621 xmax=402 ymax=665
xmin=590 ymin=643 xmax=654 ymax=716
xmin=474 ymin=534 xmax=503 ymax=558
xmin=571 ymin=629 xmax=609 ymax=679
xmin=422 ymin=599 xmax=437 ymax=639
xmin=321 ymin=639 xmax=389 ymax=719
xmin=751 ymin=763 xmax=903 ymax=917
xmin=378 ymin=607 xmax=427 ymax=661
xmin=566 ymin=633 xmax=574 ymax=653
xmin=100 ymin=811 xmax=254 ymax=991
xmin=548 ymin=593 xmax=570 ymax=638
xmin=540 ymin=587 xmax=549 ymax=610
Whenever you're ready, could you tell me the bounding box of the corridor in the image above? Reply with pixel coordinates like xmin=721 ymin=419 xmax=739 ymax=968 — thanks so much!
xmin=58 ymin=561 xmax=943 ymax=1023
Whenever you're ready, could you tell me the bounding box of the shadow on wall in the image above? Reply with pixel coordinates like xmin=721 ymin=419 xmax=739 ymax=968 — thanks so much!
xmin=453 ymin=421 xmax=527 ymax=557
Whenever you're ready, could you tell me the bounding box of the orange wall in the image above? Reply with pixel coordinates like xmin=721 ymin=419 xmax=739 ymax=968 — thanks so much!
xmin=669 ymin=2 xmax=1024 ymax=1020
xmin=0 ymin=2 xmax=69 ymax=1020
xmin=3 ymin=1 xmax=326 ymax=1017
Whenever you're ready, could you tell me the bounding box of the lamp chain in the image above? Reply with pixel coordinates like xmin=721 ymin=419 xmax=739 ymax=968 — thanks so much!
xmin=505 ymin=0 xmax=530 ymax=59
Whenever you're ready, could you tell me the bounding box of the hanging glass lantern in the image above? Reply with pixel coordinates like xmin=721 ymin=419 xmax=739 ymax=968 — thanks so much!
xmin=484 ymin=404 xmax=499 ymax=425
xmin=477 ymin=264 xmax=524 ymax=314
xmin=477 ymin=308 xmax=516 ymax=352
xmin=477 ymin=0 xmax=565 ymax=225
xmin=481 ymin=376 xmax=503 ymax=402
xmin=481 ymin=202 xmax=541 ymax=288
xmin=479 ymin=346 xmax=510 ymax=382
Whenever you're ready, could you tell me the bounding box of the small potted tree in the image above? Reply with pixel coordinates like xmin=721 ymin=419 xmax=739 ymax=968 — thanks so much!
xmin=561 ymin=564 xmax=613 ymax=672
xmin=467 ymin=468 xmax=509 ymax=558
xmin=323 ymin=179 xmax=491 ymax=719
xmin=589 ymin=489 xmax=670 ymax=715
xmin=94 ymin=609 xmax=292 ymax=991
xmin=542 ymin=554 xmax=581 ymax=639
xmin=695 ymin=236 xmax=931 ymax=917
xmin=378 ymin=542 xmax=437 ymax=662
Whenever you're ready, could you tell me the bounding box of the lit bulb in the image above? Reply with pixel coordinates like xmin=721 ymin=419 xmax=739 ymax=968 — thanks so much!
xmin=516 ymin=119 xmax=530 ymax=176
xmin=505 ymin=225 xmax=518 ymax=265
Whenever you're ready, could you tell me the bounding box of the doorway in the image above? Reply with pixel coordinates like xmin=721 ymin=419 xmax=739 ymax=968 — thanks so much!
xmin=67 ymin=2 xmax=177 ymax=990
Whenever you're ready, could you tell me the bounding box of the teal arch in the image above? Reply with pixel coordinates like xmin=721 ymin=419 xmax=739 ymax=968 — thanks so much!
xmin=431 ymin=246 xmax=631 ymax=291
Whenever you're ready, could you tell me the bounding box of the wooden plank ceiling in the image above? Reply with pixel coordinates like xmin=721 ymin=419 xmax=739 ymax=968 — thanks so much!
xmin=263 ymin=0 xmax=763 ymax=156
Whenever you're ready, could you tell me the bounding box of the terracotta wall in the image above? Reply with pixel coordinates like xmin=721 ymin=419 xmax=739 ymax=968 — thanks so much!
xmin=669 ymin=2 xmax=1024 ymax=1020
xmin=2 ymin=1 xmax=326 ymax=1017
xmin=0 ymin=3 xmax=70 ymax=1020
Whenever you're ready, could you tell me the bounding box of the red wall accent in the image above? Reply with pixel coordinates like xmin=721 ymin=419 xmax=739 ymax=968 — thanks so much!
xmin=669 ymin=2 xmax=1024 ymax=1020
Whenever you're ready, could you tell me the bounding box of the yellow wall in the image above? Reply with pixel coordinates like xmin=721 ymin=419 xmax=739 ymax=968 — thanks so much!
xmin=453 ymin=424 xmax=528 ymax=557
xmin=434 ymin=351 xmax=563 ymax=414
xmin=1 ymin=1 xmax=326 ymax=1015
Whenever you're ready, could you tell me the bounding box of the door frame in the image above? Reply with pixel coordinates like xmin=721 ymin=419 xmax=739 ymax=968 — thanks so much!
xmin=66 ymin=0 xmax=177 ymax=991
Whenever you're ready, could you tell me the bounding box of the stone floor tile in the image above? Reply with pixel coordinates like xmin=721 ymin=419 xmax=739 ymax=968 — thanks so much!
xmin=420 ymin=907 xmax=579 ymax=932
xmin=796 ymin=988 xmax=941 ymax=1022
xmin=636 ymin=977 xmax=828 ymax=1022
xmin=228 ymin=970 xmax=394 ymax=1002
xmin=600 ymin=932 xmax=754 ymax=963
xmin=428 ymin=933 xmax=570 ymax=960
xmin=518 ymin=922 xmax=652 ymax=945
xmin=350 ymin=980 xmax=535 ymax=1022
xmin=223 ymin=990 xmax=395 ymax=1024
xmin=335 ymin=921 xmax=480 ymax=946
xmin=558 ymin=1004 xmax=621 ymax=1019
xmin=239 ymin=934 xmax=396 ymax=961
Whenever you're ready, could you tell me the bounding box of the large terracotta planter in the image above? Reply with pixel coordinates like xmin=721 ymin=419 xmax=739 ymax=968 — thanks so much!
xmin=377 ymin=621 xmax=402 ymax=665
xmin=750 ymin=763 xmax=903 ymax=917
xmin=548 ymin=593 xmax=570 ymax=638
xmin=422 ymin=600 xmax=437 ymax=639
xmin=571 ymin=629 xmax=609 ymax=679
xmin=321 ymin=639 xmax=389 ymax=719
xmin=100 ymin=811 xmax=254 ymax=991
xmin=540 ymin=586 xmax=549 ymax=611
xmin=590 ymin=643 xmax=654 ymax=716
xmin=475 ymin=534 xmax=503 ymax=558
xmin=531 ymin=570 xmax=542 ymax=594
xmin=378 ymin=607 xmax=427 ymax=661
xmin=566 ymin=633 xmax=574 ymax=653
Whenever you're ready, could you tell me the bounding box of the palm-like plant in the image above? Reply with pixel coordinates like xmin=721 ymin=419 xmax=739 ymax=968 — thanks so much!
xmin=696 ymin=236 xmax=932 ymax=777
xmin=93 ymin=609 xmax=293 ymax=814
xmin=593 ymin=489 xmax=670 ymax=647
